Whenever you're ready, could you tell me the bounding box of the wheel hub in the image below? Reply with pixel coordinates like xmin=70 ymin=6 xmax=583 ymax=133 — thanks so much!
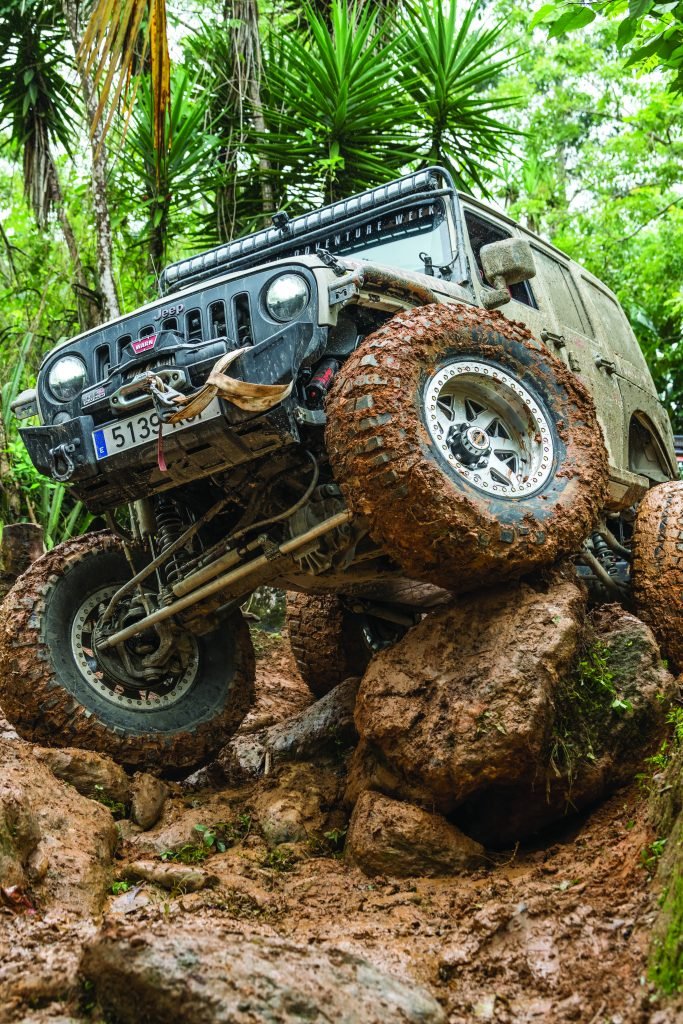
xmin=423 ymin=359 xmax=555 ymax=497
xmin=447 ymin=423 xmax=492 ymax=466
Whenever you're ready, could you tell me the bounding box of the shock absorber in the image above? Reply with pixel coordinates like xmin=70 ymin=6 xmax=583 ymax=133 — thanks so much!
xmin=155 ymin=497 xmax=190 ymax=586
xmin=591 ymin=531 xmax=618 ymax=577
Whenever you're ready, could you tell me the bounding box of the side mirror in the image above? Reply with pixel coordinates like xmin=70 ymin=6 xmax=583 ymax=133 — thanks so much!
xmin=479 ymin=238 xmax=536 ymax=310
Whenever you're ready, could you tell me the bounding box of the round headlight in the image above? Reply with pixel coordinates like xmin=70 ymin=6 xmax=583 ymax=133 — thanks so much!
xmin=47 ymin=355 xmax=87 ymax=402
xmin=265 ymin=274 xmax=310 ymax=322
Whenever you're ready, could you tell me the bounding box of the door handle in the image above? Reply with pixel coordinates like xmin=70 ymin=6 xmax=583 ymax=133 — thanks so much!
xmin=595 ymin=357 xmax=617 ymax=375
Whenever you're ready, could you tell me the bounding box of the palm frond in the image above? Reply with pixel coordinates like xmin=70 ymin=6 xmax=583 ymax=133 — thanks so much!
xmin=78 ymin=0 xmax=170 ymax=156
xmin=399 ymin=0 xmax=522 ymax=194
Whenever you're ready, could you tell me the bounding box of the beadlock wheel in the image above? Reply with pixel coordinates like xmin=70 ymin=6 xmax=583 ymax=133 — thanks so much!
xmin=72 ymin=586 xmax=200 ymax=712
xmin=423 ymin=359 xmax=555 ymax=497
xmin=0 ymin=532 xmax=255 ymax=770
xmin=326 ymin=303 xmax=609 ymax=593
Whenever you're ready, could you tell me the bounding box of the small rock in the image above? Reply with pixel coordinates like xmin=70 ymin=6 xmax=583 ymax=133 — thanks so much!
xmin=253 ymin=762 xmax=339 ymax=846
xmin=32 ymin=746 xmax=130 ymax=806
xmin=346 ymin=791 xmax=485 ymax=877
xmin=26 ymin=846 xmax=49 ymax=882
xmin=130 ymin=773 xmax=169 ymax=830
xmin=81 ymin=921 xmax=446 ymax=1023
xmin=120 ymin=859 xmax=217 ymax=893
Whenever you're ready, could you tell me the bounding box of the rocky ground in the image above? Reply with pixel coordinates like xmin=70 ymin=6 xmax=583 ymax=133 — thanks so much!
xmin=1 ymin=577 xmax=682 ymax=1024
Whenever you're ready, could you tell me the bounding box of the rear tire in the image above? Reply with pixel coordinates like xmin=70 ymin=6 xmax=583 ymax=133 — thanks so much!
xmin=286 ymin=593 xmax=372 ymax=697
xmin=0 ymin=532 xmax=255 ymax=770
xmin=326 ymin=303 xmax=609 ymax=593
xmin=632 ymin=481 xmax=683 ymax=671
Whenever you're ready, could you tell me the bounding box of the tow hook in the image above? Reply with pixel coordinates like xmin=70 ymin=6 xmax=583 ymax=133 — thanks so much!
xmin=49 ymin=438 xmax=81 ymax=481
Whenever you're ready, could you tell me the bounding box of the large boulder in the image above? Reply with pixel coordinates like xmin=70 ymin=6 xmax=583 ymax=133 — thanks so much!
xmin=456 ymin=605 xmax=676 ymax=846
xmin=350 ymin=577 xmax=675 ymax=847
xmin=345 ymin=791 xmax=485 ymax=877
xmin=351 ymin=574 xmax=586 ymax=814
xmin=81 ymin=921 xmax=446 ymax=1024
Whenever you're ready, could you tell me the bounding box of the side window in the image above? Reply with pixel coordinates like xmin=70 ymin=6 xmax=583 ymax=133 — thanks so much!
xmin=532 ymin=248 xmax=593 ymax=337
xmin=584 ymin=282 xmax=644 ymax=367
xmin=464 ymin=211 xmax=536 ymax=308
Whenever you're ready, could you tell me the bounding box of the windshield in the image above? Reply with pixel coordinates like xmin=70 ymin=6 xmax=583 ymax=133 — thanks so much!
xmin=286 ymin=199 xmax=455 ymax=279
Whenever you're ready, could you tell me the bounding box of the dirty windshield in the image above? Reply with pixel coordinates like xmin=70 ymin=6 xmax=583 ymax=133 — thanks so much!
xmin=289 ymin=198 xmax=454 ymax=278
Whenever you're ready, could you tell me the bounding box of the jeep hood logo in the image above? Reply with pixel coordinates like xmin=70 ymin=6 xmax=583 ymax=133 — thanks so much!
xmin=131 ymin=334 xmax=157 ymax=355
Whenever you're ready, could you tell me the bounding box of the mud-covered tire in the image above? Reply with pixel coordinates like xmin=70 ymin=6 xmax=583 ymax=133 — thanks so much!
xmin=632 ymin=480 xmax=683 ymax=671
xmin=326 ymin=304 xmax=608 ymax=592
xmin=286 ymin=592 xmax=372 ymax=697
xmin=0 ymin=532 xmax=255 ymax=770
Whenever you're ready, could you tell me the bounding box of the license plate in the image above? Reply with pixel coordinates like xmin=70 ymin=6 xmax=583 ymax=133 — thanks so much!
xmin=92 ymin=398 xmax=222 ymax=461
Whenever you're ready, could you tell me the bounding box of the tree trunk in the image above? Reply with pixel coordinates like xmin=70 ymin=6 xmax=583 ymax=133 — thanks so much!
xmin=46 ymin=157 xmax=100 ymax=332
xmin=62 ymin=0 xmax=121 ymax=322
xmin=229 ymin=1 xmax=274 ymax=221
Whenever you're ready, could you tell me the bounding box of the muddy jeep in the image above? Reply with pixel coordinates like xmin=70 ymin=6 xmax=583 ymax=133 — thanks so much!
xmin=2 ymin=167 xmax=680 ymax=769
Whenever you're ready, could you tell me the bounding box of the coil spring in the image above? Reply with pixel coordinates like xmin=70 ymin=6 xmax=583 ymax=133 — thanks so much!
xmin=155 ymin=497 xmax=187 ymax=586
xmin=591 ymin=532 xmax=618 ymax=577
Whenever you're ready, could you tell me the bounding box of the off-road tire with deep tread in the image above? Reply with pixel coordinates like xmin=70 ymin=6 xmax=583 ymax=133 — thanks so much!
xmin=326 ymin=303 xmax=609 ymax=593
xmin=286 ymin=592 xmax=371 ymax=697
xmin=0 ymin=531 xmax=255 ymax=770
xmin=632 ymin=480 xmax=683 ymax=671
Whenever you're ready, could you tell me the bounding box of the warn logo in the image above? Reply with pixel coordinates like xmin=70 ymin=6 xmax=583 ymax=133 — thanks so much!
xmin=131 ymin=334 xmax=157 ymax=355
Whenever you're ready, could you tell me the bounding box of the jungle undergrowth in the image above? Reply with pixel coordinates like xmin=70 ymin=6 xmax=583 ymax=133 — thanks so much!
xmin=550 ymin=638 xmax=633 ymax=787
xmin=160 ymin=814 xmax=253 ymax=864
xmin=650 ymin=866 xmax=683 ymax=995
xmin=92 ymin=785 xmax=127 ymax=820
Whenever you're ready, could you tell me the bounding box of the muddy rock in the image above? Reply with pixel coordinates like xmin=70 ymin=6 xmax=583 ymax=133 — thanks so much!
xmin=217 ymin=675 xmax=360 ymax=783
xmin=81 ymin=921 xmax=446 ymax=1023
xmin=457 ymin=605 xmax=676 ymax=846
xmin=253 ymin=762 xmax=341 ymax=845
xmin=0 ymin=736 xmax=117 ymax=917
xmin=352 ymin=576 xmax=586 ymax=815
xmin=346 ymin=791 xmax=485 ymax=877
xmin=32 ymin=746 xmax=130 ymax=806
xmin=130 ymin=772 xmax=169 ymax=830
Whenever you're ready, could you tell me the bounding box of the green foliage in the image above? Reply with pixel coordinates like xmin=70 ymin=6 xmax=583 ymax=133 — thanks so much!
xmin=495 ymin=3 xmax=683 ymax=430
xmin=641 ymin=836 xmax=667 ymax=874
xmin=307 ymin=826 xmax=347 ymax=858
xmin=551 ymin=639 xmax=633 ymax=783
xmin=160 ymin=814 xmax=252 ymax=863
xmin=642 ymin=706 xmax=683 ymax=777
xmin=113 ymin=67 xmax=220 ymax=274
xmin=0 ymin=0 xmax=79 ymax=224
xmin=261 ymin=846 xmax=297 ymax=872
xmin=397 ymin=0 xmax=520 ymax=193
xmin=650 ymin=866 xmax=683 ymax=994
xmin=260 ymin=0 xmax=416 ymax=206
xmin=92 ymin=784 xmax=127 ymax=820
xmin=110 ymin=880 xmax=131 ymax=895
xmin=534 ymin=1 xmax=683 ymax=91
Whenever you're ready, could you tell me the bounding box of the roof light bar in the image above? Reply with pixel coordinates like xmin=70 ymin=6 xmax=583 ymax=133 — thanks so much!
xmin=160 ymin=167 xmax=455 ymax=296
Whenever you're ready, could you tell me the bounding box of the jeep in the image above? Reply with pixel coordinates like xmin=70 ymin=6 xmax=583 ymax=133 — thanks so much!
xmin=1 ymin=166 xmax=680 ymax=769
